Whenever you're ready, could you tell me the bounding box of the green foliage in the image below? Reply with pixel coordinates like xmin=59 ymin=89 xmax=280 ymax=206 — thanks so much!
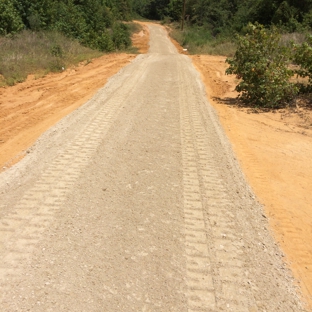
xmin=180 ymin=26 xmax=214 ymax=47
xmin=114 ymin=0 xmax=133 ymax=21
xmin=90 ymin=31 xmax=114 ymax=52
xmin=112 ymin=23 xmax=131 ymax=49
xmin=293 ymin=34 xmax=312 ymax=91
xmin=50 ymin=44 xmax=63 ymax=57
xmin=226 ymin=23 xmax=298 ymax=108
xmin=131 ymin=0 xmax=171 ymax=20
xmin=0 ymin=0 xmax=133 ymax=52
xmin=303 ymin=10 xmax=312 ymax=29
xmin=131 ymin=0 xmax=150 ymax=18
xmin=0 ymin=0 xmax=24 ymax=35
xmin=166 ymin=0 xmax=183 ymax=21
xmin=52 ymin=1 xmax=88 ymax=40
xmin=131 ymin=0 xmax=312 ymax=37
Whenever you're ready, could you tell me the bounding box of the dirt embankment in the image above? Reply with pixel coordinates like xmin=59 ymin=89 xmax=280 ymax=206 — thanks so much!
xmin=191 ymin=54 xmax=312 ymax=307
xmin=131 ymin=21 xmax=150 ymax=54
xmin=0 ymin=23 xmax=150 ymax=171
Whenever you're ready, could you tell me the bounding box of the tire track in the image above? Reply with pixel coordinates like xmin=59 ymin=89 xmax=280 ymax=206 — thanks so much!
xmin=179 ymin=59 xmax=218 ymax=311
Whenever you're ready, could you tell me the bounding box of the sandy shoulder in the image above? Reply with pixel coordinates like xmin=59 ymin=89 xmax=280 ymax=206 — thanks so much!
xmin=0 ymin=53 xmax=137 ymax=170
xmin=190 ymin=54 xmax=312 ymax=307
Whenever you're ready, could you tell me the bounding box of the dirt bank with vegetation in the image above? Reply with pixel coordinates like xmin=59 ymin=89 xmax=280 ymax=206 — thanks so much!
xmin=0 ymin=24 xmax=149 ymax=170
xmin=191 ymin=54 xmax=312 ymax=307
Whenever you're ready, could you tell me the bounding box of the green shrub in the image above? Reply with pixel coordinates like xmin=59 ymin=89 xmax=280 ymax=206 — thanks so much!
xmin=226 ymin=23 xmax=298 ymax=108
xmin=0 ymin=0 xmax=24 ymax=36
xmin=93 ymin=31 xmax=114 ymax=52
xmin=293 ymin=34 xmax=312 ymax=91
xmin=112 ymin=23 xmax=131 ymax=50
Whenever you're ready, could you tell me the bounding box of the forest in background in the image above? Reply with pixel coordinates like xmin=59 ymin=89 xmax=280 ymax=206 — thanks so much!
xmin=132 ymin=0 xmax=312 ymax=34
xmin=0 ymin=0 xmax=132 ymax=51
xmin=132 ymin=1 xmax=312 ymax=58
xmin=2 ymin=0 xmax=312 ymax=51
xmin=132 ymin=0 xmax=312 ymax=108
xmin=2 ymin=0 xmax=312 ymax=102
xmin=0 ymin=0 xmax=134 ymax=86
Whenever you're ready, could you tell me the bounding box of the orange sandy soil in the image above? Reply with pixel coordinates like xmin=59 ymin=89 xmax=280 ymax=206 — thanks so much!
xmin=1 ymin=21 xmax=312 ymax=308
xmin=131 ymin=21 xmax=150 ymax=54
xmin=191 ymin=54 xmax=312 ymax=308
xmin=0 ymin=23 xmax=149 ymax=170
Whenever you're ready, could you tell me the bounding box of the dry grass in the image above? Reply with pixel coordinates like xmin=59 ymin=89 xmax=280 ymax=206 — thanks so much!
xmin=280 ymin=32 xmax=307 ymax=46
xmin=191 ymin=41 xmax=236 ymax=56
xmin=169 ymin=25 xmax=236 ymax=56
xmin=0 ymin=30 xmax=103 ymax=86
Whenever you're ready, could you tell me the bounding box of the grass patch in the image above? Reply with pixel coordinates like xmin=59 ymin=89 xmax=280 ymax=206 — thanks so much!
xmin=0 ymin=30 xmax=104 ymax=87
xmin=127 ymin=21 xmax=143 ymax=34
xmin=280 ymin=32 xmax=307 ymax=46
xmin=169 ymin=24 xmax=236 ymax=56
xmin=0 ymin=22 xmax=144 ymax=87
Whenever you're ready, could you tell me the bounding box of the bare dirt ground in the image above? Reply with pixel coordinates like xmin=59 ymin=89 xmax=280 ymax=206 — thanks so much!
xmin=0 ymin=24 xmax=150 ymax=171
xmin=0 ymin=57 xmax=142 ymax=171
xmin=0 ymin=23 xmax=310 ymax=311
xmin=191 ymin=55 xmax=312 ymax=307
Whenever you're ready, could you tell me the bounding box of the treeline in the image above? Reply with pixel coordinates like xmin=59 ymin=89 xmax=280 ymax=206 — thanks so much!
xmin=0 ymin=0 xmax=132 ymax=51
xmin=132 ymin=0 xmax=312 ymax=34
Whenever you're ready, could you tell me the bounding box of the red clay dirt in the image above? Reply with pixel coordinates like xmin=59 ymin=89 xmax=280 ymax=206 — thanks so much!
xmin=0 ymin=22 xmax=312 ymax=308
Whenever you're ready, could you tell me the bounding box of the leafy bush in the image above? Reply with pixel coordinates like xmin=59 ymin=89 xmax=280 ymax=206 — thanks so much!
xmin=293 ymin=34 xmax=312 ymax=91
xmin=226 ymin=23 xmax=298 ymax=108
xmin=112 ymin=23 xmax=131 ymax=50
xmin=91 ymin=31 xmax=114 ymax=52
xmin=0 ymin=0 xmax=24 ymax=35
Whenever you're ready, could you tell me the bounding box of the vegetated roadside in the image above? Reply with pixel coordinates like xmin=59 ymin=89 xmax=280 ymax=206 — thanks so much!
xmin=0 ymin=22 xmax=143 ymax=87
xmin=183 ymin=46 xmax=312 ymax=308
xmin=168 ymin=23 xmax=237 ymax=56
xmin=0 ymin=31 xmax=103 ymax=87
xmin=0 ymin=22 xmax=149 ymax=170
xmin=169 ymin=22 xmax=312 ymax=307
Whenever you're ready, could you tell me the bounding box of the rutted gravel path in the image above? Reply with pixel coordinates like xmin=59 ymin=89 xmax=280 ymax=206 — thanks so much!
xmin=0 ymin=24 xmax=305 ymax=311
